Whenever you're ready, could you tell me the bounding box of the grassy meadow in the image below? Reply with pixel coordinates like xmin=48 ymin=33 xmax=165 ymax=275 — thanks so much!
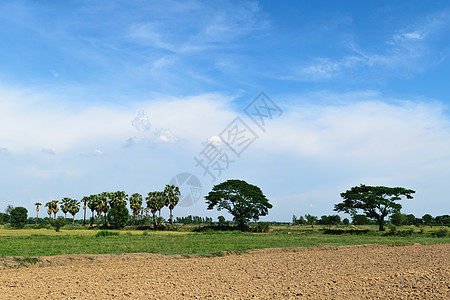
xmin=0 ymin=225 xmax=448 ymax=257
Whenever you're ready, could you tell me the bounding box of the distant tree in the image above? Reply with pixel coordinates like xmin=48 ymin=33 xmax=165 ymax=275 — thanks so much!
xmin=205 ymin=179 xmax=272 ymax=230
xmin=34 ymin=202 xmax=42 ymax=225
xmin=390 ymin=212 xmax=407 ymax=226
xmin=10 ymin=207 xmax=28 ymax=229
xmin=109 ymin=191 xmax=128 ymax=209
xmin=319 ymin=215 xmax=341 ymax=229
xmin=422 ymin=214 xmax=433 ymax=226
xmin=352 ymin=214 xmax=371 ymax=225
xmin=87 ymin=195 xmax=97 ymax=226
xmin=68 ymin=199 xmax=80 ymax=225
xmin=342 ymin=218 xmax=349 ymax=225
xmin=164 ymin=184 xmax=181 ymax=229
xmin=334 ymin=184 xmax=415 ymax=231
xmin=60 ymin=197 xmax=71 ymax=221
xmin=129 ymin=193 xmax=143 ymax=225
xmin=146 ymin=191 xmax=166 ymax=228
xmin=5 ymin=204 xmax=14 ymax=216
xmin=81 ymin=196 xmax=90 ymax=226
xmin=107 ymin=204 xmax=129 ymax=229
xmin=218 ymin=216 xmax=226 ymax=227
xmin=305 ymin=214 xmax=318 ymax=229
xmin=45 ymin=200 xmax=59 ymax=219
xmin=49 ymin=217 xmax=66 ymax=232
xmin=99 ymin=192 xmax=109 ymax=226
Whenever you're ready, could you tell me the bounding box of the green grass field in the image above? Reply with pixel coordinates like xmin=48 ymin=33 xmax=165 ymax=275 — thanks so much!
xmin=0 ymin=225 xmax=448 ymax=257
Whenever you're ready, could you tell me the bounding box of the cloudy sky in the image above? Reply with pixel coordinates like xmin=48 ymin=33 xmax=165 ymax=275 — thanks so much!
xmin=1 ymin=0 xmax=449 ymax=221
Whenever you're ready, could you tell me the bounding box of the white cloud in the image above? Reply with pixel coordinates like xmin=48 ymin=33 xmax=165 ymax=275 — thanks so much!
xmin=80 ymin=149 xmax=104 ymax=157
xmin=287 ymin=12 xmax=450 ymax=81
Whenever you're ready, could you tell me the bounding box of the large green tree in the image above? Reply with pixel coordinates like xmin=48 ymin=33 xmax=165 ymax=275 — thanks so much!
xmin=205 ymin=179 xmax=272 ymax=230
xmin=10 ymin=207 xmax=28 ymax=229
xmin=334 ymin=184 xmax=415 ymax=231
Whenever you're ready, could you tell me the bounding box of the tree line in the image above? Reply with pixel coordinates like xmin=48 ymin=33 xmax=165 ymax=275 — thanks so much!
xmin=0 ymin=184 xmax=181 ymax=229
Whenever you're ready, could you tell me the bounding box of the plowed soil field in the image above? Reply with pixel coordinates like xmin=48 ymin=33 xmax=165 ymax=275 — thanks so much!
xmin=0 ymin=243 xmax=448 ymax=299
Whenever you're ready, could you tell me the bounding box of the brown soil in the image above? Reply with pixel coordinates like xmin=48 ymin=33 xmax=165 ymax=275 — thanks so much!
xmin=0 ymin=243 xmax=448 ymax=299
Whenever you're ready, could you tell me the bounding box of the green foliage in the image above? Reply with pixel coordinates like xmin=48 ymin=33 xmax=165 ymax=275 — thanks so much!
xmin=10 ymin=207 xmax=28 ymax=229
xmin=292 ymin=215 xmax=306 ymax=225
xmin=49 ymin=217 xmax=66 ymax=232
xmin=107 ymin=204 xmax=129 ymax=229
xmin=175 ymin=215 xmax=213 ymax=225
xmin=352 ymin=214 xmax=372 ymax=225
xmin=432 ymin=228 xmax=448 ymax=237
xmin=335 ymin=184 xmax=415 ymax=231
xmin=218 ymin=216 xmax=226 ymax=227
xmin=254 ymin=222 xmax=270 ymax=233
xmin=305 ymin=214 xmax=318 ymax=228
xmin=422 ymin=214 xmax=433 ymax=226
xmin=96 ymin=230 xmax=120 ymax=237
xmin=342 ymin=218 xmax=349 ymax=225
xmin=205 ymin=179 xmax=272 ymax=230
xmin=13 ymin=257 xmax=41 ymax=266
xmin=318 ymin=215 xmax=341 ymax=228
xmin=0 ymin=212 xmax=9 ymax=224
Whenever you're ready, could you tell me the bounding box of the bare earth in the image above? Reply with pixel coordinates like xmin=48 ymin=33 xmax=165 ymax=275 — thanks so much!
xmin=0 ymin=243 xmax=448 ymax=299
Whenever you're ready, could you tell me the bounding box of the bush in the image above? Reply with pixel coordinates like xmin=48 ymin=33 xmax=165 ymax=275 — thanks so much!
xmin=96 ymin=230 xmax=120 ymax=237
xmin=254 ymin=222 xmax=270 ymax=233
xmin=397 ymin=228 xmax=414 ymax=237
xmin=49 ymin=217 xmax=66 ymax=232
xmin=432 ymin=228 xmax=448 ymax=237
xmin=10 ymin=207 xmax=28 ymax=229
xmin=107 ymin=204 xmax=129 ymax=229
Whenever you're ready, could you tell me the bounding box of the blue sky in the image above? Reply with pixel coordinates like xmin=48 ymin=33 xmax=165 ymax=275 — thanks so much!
xmin=0 ymin=0 xmax=449 ymax=221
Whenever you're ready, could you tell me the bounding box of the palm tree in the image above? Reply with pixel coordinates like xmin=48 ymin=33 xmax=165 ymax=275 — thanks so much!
xmin=51 ymin=200 xmax=59 ymax=219
xmin=99 ymin=192 xmax=109 ymax=226
xmin=164 ymin=184 xmax=181 ymax=229
xmin=34 ymin=202 xmax=42 ymax=225
xmin=60 ymin=197 xmax=71 ymax=221
xmin=68 ymin=198 xmax=80 ymax=225
xmin=45 ymin=200 xmax=59 ymax=219
xmin=109 ymin=191 xmax=128 ymax=208
xmin=129 ymin=193 xmax=143 ymax=225
xmin=81 ymin=196 xmax=89 ymax=226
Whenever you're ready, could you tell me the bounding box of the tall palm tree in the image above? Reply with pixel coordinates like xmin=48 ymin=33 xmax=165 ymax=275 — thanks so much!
xmin=81 ymin=196 xmax=89 ymax=226
xmin=60 ymin=198 xmax=71 ymax=221
xmin=99 ymin=192 xmax=109 ymax=226
xmin=34 ymin=202 xmax=42 ymax=225
xmin=129 ymin=193 xmax=143 ymax=225
xmin=68 ymin=198 xmax=80 ymax=225
xmin=164 ymin=184 xmax=180 ymax=229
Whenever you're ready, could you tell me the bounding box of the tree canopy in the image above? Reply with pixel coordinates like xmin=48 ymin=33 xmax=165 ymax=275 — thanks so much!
xmin=205 ymin=179 xmax=272 ymax=230
xmin=334 ymin=184 xmax=415 ymax=231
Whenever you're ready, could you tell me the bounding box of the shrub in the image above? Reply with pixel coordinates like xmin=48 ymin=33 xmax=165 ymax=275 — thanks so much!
xmin=96 ymin=230 xmax=119 ymax=237
xmin=432 ymin=228 xmax=448 ymax=237
xmin=10 ymin=207 xmax=28 ymax=229
xmin=397 ymin=228 xmax=414 ymax=237
xmin=254 ymin=222 xmax=270 ymax=233
xmin=49 ymin=217 xmax=66 ymax=232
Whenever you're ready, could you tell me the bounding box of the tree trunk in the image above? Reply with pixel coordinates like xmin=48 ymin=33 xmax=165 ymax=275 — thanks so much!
xmin=83 ymin=205 xmax=87 ymax=226
xmin=378 ymin=216 xmax=385 ymax=231
xmin=72 ymin=215 xmax=75 ymax=225
xmin=36 ymin=211 xmax=39 ymax=225
xmin=170 ymin=208 xmax=174 ymax=229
